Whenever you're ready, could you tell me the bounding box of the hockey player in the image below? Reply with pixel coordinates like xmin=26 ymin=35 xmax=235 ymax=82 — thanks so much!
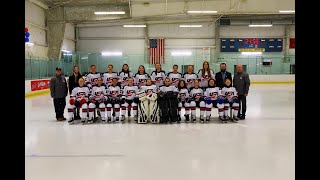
xmin=158 ymin=78 xmax=179 ymax=123
xmin=102 ymin=64 xmax=118 ymax=88
xmin=167 ymin=64 xmax=183 ymax=87
xmin=134 ymin=65 xmax=149 ymax=88
xmin=198 ymin=61 xmax=215 ymax=88
xmin=118 ymin=64 xmax=135 ymax=88
xmin=138 ymin=78 xmax=159 ymax=123
xmin=203 ymin=79 xmax=225 ymax=123
xmin=189 ymin=79 xmax=206 ymax=122
xmin=85 ymin=65 xmax=102 ymax=89
xmin=150 ymin=63 xmax=166 ymax=87
xmin=68 ymin=77 xmax=90 ymax=124
xmin=220 ymin=78 xmax=240 ymax=122
xmin=106 ymin=78 xmax=122 ymax=123
xmin=177 ymin=79 xmax=191 ymax=122
xmin=88 ymin=77 xmax=107 ymax=123
xmin=184 ymin=65 xmax=198 ymax=90
xmin=121 ymin=77 xmax=139 ymax=122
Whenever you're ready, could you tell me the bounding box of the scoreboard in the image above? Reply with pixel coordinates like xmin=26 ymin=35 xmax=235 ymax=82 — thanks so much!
xmin=220 ymin=38 xmax=283 ymax=52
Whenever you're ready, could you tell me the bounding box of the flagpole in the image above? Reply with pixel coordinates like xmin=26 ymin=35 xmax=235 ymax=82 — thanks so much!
xmin=145 ymin=25 xmax=149 ymax=65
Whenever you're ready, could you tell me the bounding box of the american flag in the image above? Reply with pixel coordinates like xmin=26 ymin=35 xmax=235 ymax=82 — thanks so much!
xmin=149 ymin=38 xmax=165 ymax=64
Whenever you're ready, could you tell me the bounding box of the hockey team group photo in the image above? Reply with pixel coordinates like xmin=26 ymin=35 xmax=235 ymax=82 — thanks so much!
xmin=50 ymin=61 xmax=250 ymax=124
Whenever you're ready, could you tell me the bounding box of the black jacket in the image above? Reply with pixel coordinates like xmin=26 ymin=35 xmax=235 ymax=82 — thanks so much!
xmin=68 ymin=73 xmax=82 ymax=94
xmin=215 ymin=71 xmax=232 ymax=88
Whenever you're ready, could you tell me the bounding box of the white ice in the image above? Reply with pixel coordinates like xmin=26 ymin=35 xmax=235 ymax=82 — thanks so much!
xmin=25 ymin=84 xmax=295 ymax=180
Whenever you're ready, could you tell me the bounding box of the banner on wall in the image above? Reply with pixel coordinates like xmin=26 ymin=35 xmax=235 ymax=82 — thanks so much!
xmin=31 ymin=80 xmax=50 ymax=91
xmin=203 ymin=47 xmax=210 ymax=61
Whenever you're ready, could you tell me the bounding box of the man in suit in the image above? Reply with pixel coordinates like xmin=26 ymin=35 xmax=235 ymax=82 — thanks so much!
xmin=215 ymin=63 xmax=232 ymax=89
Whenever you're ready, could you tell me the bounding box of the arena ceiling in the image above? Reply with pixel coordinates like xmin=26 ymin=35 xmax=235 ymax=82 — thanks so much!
xmin=29 ymin=0 xmax=295 ymax=25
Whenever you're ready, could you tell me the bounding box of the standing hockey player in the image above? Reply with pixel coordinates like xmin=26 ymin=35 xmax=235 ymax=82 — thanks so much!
xmin=68 ymin=77 xmax=90 ymax=124
xmin=134 ymin=65 xmax=149 ymax=88
xmin=189 ymin=79 xmax=206 ymax=122
xmin=167 ymin=64 xmax=183 ymax=87
xmin=184 ymin=65 xmax=198 ymax=90
xmin=118 ymin=64 xmax=135 ymax=88
xmin=158 ymin=78 xmax=179 ymax=123
xmin=85 ymin=65 xmax=101 ymax=89
xmin=198 ymin=61 xmax=215 ymax=88
xmin=102 ymin=64 xmax=118 ymax=88
xmin=221 ymin=78 xmax=240 ymax=122
xmin=203 ymin=79 xmax=225 ymax=122
xmin=138 ymin=78 xmax=159 ymax=123
xmin=150 ymin=63 xmax=166 ymax=87
xmin=121 ymin=77 xmax=139 ymax=122
xmin=88 ymin=77 xmax=107 ymax=123
xmin=106 ymin=78 xmax=122 ymax=123
xmin=177 ymin=80 xmax=191 ymax=122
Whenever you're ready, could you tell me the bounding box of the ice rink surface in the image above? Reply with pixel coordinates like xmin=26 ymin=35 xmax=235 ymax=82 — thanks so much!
xmin=25 ymin=84 xmax=294 ymax=180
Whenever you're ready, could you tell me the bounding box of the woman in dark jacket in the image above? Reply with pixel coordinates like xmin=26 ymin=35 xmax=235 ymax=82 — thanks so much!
xmin=68 ymin=66 xmax=82 ymax=94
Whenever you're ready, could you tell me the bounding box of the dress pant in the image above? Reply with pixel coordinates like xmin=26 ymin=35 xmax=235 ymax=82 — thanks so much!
xmin=237 ymin=95 xmax=247 ymax=117
xmin=53 ymin=98 xmax=66 ymax=119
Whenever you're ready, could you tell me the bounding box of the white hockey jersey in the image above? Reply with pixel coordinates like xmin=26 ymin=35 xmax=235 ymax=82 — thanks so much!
xmin=122 ymin=85 xmax=139 ymax=100
xmin=178 ymin=88 xmax=190 ymax=102
xmin=102 ymin=72 xmax=118 ymax=87
xmin=134 ymin=73 xmax=149 ymax=87
xmin=184 ymin=73 xmax=198 ymax=90
xmin=70 ymin=86 xmax=90 ymax=100
xmin=197 ymin=69 xmax=215 ymax=88
xmin=204 ymin=87 xmax=221 ymax=101
xmin=139 ymin=85 xmax=158 ymax=96
xmin=106 ymin=85 xmax=122 ymax=100
xmin=90 ymin=85 xmax=107 ymax=101
xmin=159 ymin=85 xmax=179 ymax=93
xmin=167 ymin=72 xmax=182 ymax=87
xmin=118 ymin=71 xmax=135 ymax=88
xmin=85 ymin=72 xmax=102 ymax=88
xmin=189 ymin=87 xmax=204 ymax=102
xmin=221 ymin=87 xmax=238 ymax=101
xmin=150 ymin=70 xmax=166 ymax=87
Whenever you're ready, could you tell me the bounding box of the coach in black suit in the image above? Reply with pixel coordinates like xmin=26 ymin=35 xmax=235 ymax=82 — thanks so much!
xmin=215 ymin=63 xmax=232 ymax=88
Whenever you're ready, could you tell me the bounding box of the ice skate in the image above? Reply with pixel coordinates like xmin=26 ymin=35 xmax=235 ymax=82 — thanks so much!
xmin=192 ymin=115 xmax=196 ymax=123
xmin=121 ymin=115 xmax=125 ymax=123
xmin=206 ymin=116 xmax=210 ymax=122
xmin=177 ymin=116 xmax=181 ymax=123
xmin=233 ymin=116 xmax=239 ymax=122
xmin=68 ymin=117 xmax=74 ymax=124
xmin=115 ymin=117 xmax=120 ymax=122
xmin=200 ymin=115 xmax=205 ymax=123
xmin=184 ymin=114 xmax=190 ymax=122
xmin=107 ymin=117 xmax=111 ymax=123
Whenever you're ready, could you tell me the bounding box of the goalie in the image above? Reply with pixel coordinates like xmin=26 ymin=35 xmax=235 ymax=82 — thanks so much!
xmin=137 ymin=78 xmax=160 ymax=123
xmin=158 ymin=78 xmax=179 ymax=123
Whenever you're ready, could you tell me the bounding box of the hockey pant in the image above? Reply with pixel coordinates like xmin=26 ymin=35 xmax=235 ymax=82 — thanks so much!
xmin=190 ymin=100 xmax=206 ymax=119
xmin=223 ymin=97 xmax=240 ymax=117
xmin=138 ymin=93 xmax=160 ymax=123
xmin=106 ymin=99 xmax=120 ymax=120
xmin=88 ymin=101 xmax=106 ymax=120
xmin=121 ymin=99 xmax=138 ymax=117
xmin=68 ymin=100 xmax=88 ymax=120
